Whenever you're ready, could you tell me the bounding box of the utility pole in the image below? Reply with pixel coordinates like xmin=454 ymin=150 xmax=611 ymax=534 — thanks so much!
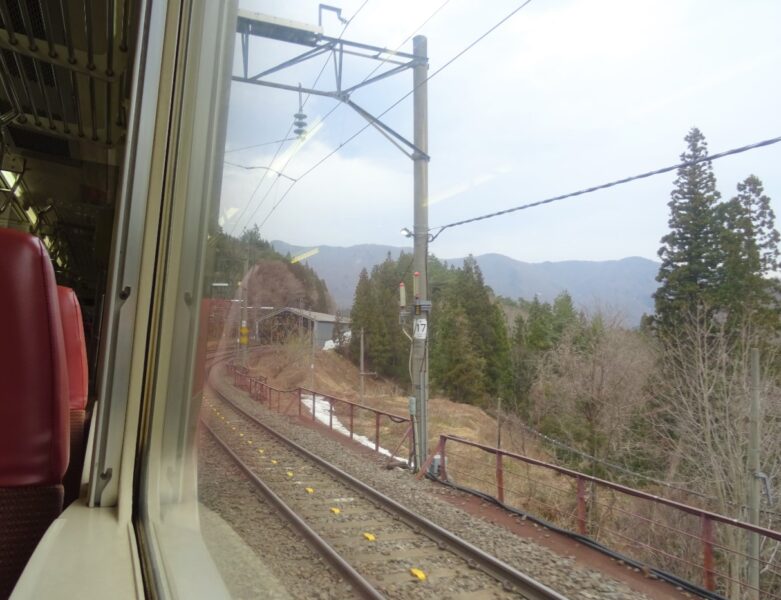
xmin=411 ymin=35 xmax=430 ymax=470
xmin=239 ymin=255 xmax=249 ymax=366
xmin=496 ymin=397 xmax=502 ymax=449
xmin=360 ymin=328 xmax=365 ymax=403
xmin=311 ymin=318 xmax=316 ymax=391
xmin=748 ymin=348 xmax=761 ymax=600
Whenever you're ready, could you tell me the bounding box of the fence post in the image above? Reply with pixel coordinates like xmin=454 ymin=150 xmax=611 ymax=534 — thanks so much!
xmin=349 ymin=404 xmax=354 ymax=440
xmin=701 ymin=515 xmax=715 ymax=591
xmin=374 ymin=412 xmax=380 ymax=452
xmin=576 ymin=477 xmax=587 ymax=535
xmin=496 ymin=451 xmax=505 ymax=504
xmin=440 ymin=437 xmax=448 ymax=481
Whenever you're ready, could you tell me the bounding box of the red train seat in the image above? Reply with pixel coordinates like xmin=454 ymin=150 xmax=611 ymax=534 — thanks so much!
xmin=0 ymin=229 xmax=69 ymax=598
xmin=57 ymin=286 xmax=89 ymax=506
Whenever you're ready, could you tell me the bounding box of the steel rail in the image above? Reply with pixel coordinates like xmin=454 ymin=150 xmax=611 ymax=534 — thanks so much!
xmin=202 ymin=420 xmax=384 ymax=600
xmin=208 ymin=367 xmax=567 ymax=600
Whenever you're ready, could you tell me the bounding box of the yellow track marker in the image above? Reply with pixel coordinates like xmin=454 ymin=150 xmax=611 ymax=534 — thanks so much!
xmin=231 ymin=426 xmax=236 ymax=430
xmin=239 ymin=432 xmax=244 ymax=437
xmin=305 ymin=487 xmax=315 ymax=494
xmin=258 ymin=449 xmax=264 ymax=454
xmin=362 ymin=532 xmax=376 ymax=542
xmin=271 ymin=459 xmax=278 ymax=465
xmin=409 ymin=568 xmax=426 ymax=581
xmin=286 ymin=471 xmax=294 ymax=478
xmin=330 ymin=507 xmax=341 ymax=515
xmin=247 ymin=439 xmax=253 ymax=444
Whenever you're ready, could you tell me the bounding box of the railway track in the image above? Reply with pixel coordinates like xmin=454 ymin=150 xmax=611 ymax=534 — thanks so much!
xmin=202 ymin=362 xmax=568 ymax=600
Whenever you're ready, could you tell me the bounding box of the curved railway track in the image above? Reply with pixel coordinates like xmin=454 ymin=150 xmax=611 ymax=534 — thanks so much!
xmin=202 ymin=361 xmax=568 ymax=600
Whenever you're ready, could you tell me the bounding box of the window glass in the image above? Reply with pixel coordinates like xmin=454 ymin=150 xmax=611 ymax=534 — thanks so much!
xmin=140 ymin=1 xmax=781 ymax=598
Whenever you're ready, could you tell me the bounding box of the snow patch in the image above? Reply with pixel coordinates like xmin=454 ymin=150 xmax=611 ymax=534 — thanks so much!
xmin=300 ymin=392 xmax=408 ymax=463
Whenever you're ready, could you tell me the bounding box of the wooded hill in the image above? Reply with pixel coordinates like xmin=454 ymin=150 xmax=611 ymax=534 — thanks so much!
xmin=210 ymin=225 xmax=332 ymax=312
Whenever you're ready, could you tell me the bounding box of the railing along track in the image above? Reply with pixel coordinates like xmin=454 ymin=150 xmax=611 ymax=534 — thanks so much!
xmin=203 ymin=362 xmax=567 ymax=600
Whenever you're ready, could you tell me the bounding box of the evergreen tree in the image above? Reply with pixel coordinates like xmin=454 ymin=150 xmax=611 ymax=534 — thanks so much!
xmin=655 ymin=128 xmax=722 ymax=328
xmin=349 ymin=269 xmax=373 ymax=364
xmin=524 ymin=297 xmax=555 ymax=352
xmin=552 ymin=291 xmax=578 ymax=339
xmin=453 ymin=256 xmax=511 ymax=398
xmin=430 ymin=301 xmax=486 ymax=403
xmin=717 ymin=175 xmax=780 ymax=326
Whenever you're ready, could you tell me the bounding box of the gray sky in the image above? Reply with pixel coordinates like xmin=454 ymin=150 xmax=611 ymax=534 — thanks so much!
xmin=220 ymin=0 xmax=781 ymax=264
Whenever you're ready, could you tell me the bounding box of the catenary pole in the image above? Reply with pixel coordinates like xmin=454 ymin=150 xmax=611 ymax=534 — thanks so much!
xmin=411 ymin=35 xmax=429 ymax=469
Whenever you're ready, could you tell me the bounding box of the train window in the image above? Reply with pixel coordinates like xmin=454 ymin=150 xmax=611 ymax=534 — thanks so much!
xmin=132 ymin=1 xmax=238 ymax=597
xmin=119 ymin=0 xmax=781 ymax=598
xmin=135 ymin=0 xmax=435 ymax=595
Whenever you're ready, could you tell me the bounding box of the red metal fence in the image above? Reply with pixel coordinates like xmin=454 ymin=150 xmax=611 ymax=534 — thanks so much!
xmin=226 ymin=364 xmax=414 ymax=464
xmin=422 ymin=434 xmax=781 ymax=599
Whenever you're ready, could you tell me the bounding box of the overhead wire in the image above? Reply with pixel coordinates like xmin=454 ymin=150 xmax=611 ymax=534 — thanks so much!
xmin=224 ymin=137 xmax=298 ymax=154
xmin=223 ymin=161 xmax=298 ymax=181
xmin=428 ymin=135 xmax=781 ymax=239
xmin=256 ymin=0 xmax=534 ymax=230
xmin=227 ymin=0 xmax=371 ymax=236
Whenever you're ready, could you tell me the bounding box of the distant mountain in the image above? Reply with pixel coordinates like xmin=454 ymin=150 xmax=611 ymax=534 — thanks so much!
xmin=271 ymin=241 xmax=412 ymax=308
xmin=443 ymin=254 xmax=658 ymax=325
xmin=271 ymin=241 xmax=659 ymax=326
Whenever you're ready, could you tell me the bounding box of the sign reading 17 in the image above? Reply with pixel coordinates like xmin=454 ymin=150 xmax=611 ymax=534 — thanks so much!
xmin=413 ymin=318 xmax=428 ymax=340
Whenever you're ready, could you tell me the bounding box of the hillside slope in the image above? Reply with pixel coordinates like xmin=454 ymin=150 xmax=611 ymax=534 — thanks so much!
xmin=248 ymin=342 xmax=547 ymax=463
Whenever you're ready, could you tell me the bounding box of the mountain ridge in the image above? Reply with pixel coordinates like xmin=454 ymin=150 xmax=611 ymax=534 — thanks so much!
xmin=271 ymin=241 xmax=659 ymax=326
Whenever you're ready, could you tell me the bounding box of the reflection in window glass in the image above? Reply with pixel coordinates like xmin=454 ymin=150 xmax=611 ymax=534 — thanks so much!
xmin=146 ymin=0 xmax=781 ymax=597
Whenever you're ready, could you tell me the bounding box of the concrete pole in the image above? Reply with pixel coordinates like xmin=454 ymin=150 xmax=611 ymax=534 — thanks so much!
xmin=311 ymin=319 xmax=316 ymax=391
xmin=748 ymin=348 xmax=761 ymax=600
xmin=411 ymin=35 xmax=429 ymax=470
xmin=496 ymin=397 xmax=502 ymax=449
xmin=360 ymin=327 xmax=365 ymax=404
xmin=240 ymin=255 xmax=249 ymax=366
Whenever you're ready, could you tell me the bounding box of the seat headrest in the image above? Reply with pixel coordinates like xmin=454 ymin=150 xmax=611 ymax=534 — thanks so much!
xmin=0 ymin=229 xmax=69 ymax=486
xmin=57 ymin=286 xmax=89 ymax=411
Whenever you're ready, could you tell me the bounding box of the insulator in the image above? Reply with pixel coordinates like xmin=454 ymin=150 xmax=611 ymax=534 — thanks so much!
xmin=294 ymin=119 xmax=306 ymax=128
xmin=295 ymin=112 xmax=307 ymax=119
xmin=294 ymin=128 xmax=306 ymax=136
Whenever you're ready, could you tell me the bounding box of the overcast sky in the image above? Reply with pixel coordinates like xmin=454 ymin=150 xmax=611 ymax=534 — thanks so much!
xmin=219 ymin=0 xmax=781 ymax=264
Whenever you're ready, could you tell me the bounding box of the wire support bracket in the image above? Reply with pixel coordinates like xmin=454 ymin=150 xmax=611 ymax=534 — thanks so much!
xmin=233 ymin=11 xmax=427 ymax=161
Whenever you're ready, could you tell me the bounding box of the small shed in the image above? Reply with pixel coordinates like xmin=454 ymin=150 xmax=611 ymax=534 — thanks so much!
xmin=256 ymin=307 xmax=350 ymax=348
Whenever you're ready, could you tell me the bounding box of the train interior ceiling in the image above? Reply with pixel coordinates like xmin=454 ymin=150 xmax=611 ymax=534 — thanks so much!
xmin=0 ymin=0 xmax=136 ymax=372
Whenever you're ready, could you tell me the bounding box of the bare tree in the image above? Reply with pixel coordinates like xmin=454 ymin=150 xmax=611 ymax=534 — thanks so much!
xmin=530 ymin=312 xmax=655 ymax=470
xmin=652 ymin=307 xmax=781 ymax=598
